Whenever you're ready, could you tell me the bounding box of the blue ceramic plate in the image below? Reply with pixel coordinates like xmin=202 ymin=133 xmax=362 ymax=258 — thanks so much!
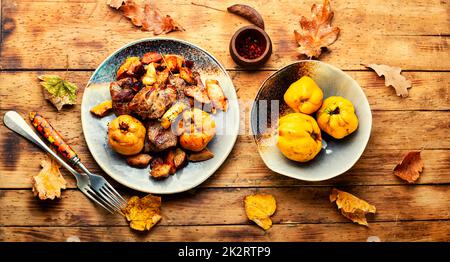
xmin=81 ymin=38 xmax=239 ymax=194
xmin=251 ymin=61 xmax=372 ymax=181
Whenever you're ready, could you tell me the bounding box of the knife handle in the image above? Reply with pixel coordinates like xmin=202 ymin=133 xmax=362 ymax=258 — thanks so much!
xmin=29 ymin=112 xmax=79 ymax=164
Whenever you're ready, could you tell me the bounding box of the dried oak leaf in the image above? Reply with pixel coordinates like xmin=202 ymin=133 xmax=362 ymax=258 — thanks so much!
xmin=123 ymin=194 xmax=162 ymax=231
xmin=330 ymin=188 xmax=376 ymax=226
xmin=244 ymin=194 xmax=277 ymax=230
xmin=393 ymin=151 xmax=424 ymax=183
xmin=117 ymin=0 xmax=184 ymax=35
xmin=32 ymin=157 xmax=67 ymax=200
xmin=294 ymin=0 xmax=340 ymax=58
xmin=364 ymin=64 xmax=412 ymax=97
xmin=38 ymin=75 xmax=78 ymax=111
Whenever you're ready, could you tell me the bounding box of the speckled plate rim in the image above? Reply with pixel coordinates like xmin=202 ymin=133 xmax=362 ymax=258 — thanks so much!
xmin=81 ymin=37 xmax=239 ymax=193
xmin=250 ymin=60 xmax=372 ymax=181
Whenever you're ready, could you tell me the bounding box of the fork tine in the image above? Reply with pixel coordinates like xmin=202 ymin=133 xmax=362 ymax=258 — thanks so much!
xmin=99 ymin=187 xmax=126 ymax=216
xmin=95 ymin=187 xmax=122 ymax=212
xmin=103 ymin=185 xmax=126 ymax=208
xmin=98 ymin=187 xmax=122 ymax=211
xmin=85 ymin=187 xmax=118 ymax=213
xmin=104 ymin=182 xmax=127 ymax=205
xmin=83 ymin=188 xmax=114 ymax=214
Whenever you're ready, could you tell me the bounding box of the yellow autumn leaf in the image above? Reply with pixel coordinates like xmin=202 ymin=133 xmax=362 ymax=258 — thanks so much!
xmin=123 ymin=194 xmax=162 ymax=231
xmin=244 ymin=194 xmax=277 ymax=230
xmin=32 ymin=157 xmax=67 ymax=200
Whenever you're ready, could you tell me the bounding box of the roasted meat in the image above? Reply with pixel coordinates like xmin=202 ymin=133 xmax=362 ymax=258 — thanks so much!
xmin=183 ymin=72 xmax=210 ymax=104
xmin=128 ymin=85 xmax=177 ymax=119
xmin=145 ymin=121 xmax=178 ymax=152
xmin=110 ymin=77 xmax=140 ymax=115
xmin=168 ymin=74 xmax=187 ymax=91
xmin=141 ymin=52 xmax=163 ymax=64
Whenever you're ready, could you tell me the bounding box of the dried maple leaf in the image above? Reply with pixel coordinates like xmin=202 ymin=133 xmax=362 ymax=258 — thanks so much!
xmin=244 ymin=193 xmax=277 ymax=230
xmin=330 ymin=188 xmax=376 ymax=226
xmin=113 ymin=0 xmax=184 ymax=35
xmin=364 ymin=64 xmax=412 ymax=97
xmin=32 ymin=157 xmax=67 ymax=200
xmin=393 ymin=151 xmax=424 ymax=183
xmin=123 ymin=194 xmax=162 ymax=231
xmin=38 ymin=75 xmax=78 ymax=111
xmin=107 ymin=0 xmax=124 ymax=9
xmin=294 ymin=0 xmax=340 ymax=58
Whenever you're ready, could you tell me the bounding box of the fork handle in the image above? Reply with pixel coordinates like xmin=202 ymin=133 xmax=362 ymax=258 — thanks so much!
xmin=3 ymin=111 xmax=80 ymax=177
xmin=29 ymin=112 xmax=80 ymax=165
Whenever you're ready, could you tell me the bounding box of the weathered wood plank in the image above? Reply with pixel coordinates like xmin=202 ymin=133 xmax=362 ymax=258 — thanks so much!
xmin=1 ymin=186 xmax=448 ymax=226
xmin=1 ymin=109 xmax=449 ymax=188
xmin=1 ymin=71 xmax=449 ymax=188
xmin=1 ymin=0 xmax=449 ymax=70
xmin=2 ymin=221 xmax=449 ymax=242
xmin=1 ymin=138 xmax=448 ymax=189
xmin=1 ymin=71 xmax=449 ymax=111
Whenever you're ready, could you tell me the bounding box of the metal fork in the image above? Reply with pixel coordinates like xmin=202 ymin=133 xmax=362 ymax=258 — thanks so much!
xmin=3 ymin=111 xmax=125 ymax=214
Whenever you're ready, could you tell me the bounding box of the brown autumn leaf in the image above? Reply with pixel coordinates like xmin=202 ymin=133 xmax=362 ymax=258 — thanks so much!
xmin=123 ymin=194 xmax=162 ymax=231
xmin=244 ymin=194 xmax=277 ymax=230
xmin=32 ymin=157 xmax=67 ymax=200
xmin=393 ymin=151 xmax=424 ymax=183
xmin=330 ymin=188 xmax=376 ymax=226
xmin=109 ymin=0 xmax=184 ymax=35
xmin=294 ymin=0 xmax=340 ymax=58
xmin=364 ymin=64 xmax=412 ymax=97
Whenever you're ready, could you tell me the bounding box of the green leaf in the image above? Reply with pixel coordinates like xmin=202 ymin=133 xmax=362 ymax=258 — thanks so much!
xmin=38 ymin=75 xmax=78 ymax=110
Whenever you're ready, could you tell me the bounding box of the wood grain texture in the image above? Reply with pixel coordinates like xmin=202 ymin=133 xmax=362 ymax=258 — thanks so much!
xmin=1 ymin=111 xmax=449 ymax=188
xmin=1 ymin=186 xmax=449 ymax=226
xmin=1 ymin=0 xmax=449 ymax=70
xmin=0 ymin=72 xmax=449 ymax=188
xmin=1 ymin=0 xmax=449 ymax=242
xmin=2 ymin=221 xmax=449 ymax=242
xmin=1 ymin=71 xmax=449 ymax=111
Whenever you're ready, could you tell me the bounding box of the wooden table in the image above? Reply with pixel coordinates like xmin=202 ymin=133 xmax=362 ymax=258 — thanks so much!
xmin=0 ymin=0 xmax=449 ymax=242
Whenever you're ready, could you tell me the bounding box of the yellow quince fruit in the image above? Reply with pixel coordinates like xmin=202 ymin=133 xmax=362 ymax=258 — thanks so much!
xmin=284 ymin=76 xmax=323 ymax=115
xmin=316 ymin=96 xmax=359 ymax=139
xmin=277 ymin=113 xmax=322 ymax=162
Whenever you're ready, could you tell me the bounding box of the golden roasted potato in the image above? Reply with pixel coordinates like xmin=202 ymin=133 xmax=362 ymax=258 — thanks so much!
xmin=127 ymin=154 xmax=152 ymax=168
xmin=163 ymin=54 xmax=184 ymax=72
xmin=142 ymin=63 xmax=157 ymax=86
xmin=188 ymin=148 xmax=214 ymax=162
xmin=150 ymin=158 xmax=171 ymax=179
xmin=90 ymin=100 xmax=113 ymax=117
xmin=173 ymin=148 xmax=187 ymax=168
xmin=116 ymin=57 xmax=144 ymax=80
xmin=161 ymin=102 xmax=188 ymax=129
xmin=206 ymin=79 xmax=228 ymax=112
